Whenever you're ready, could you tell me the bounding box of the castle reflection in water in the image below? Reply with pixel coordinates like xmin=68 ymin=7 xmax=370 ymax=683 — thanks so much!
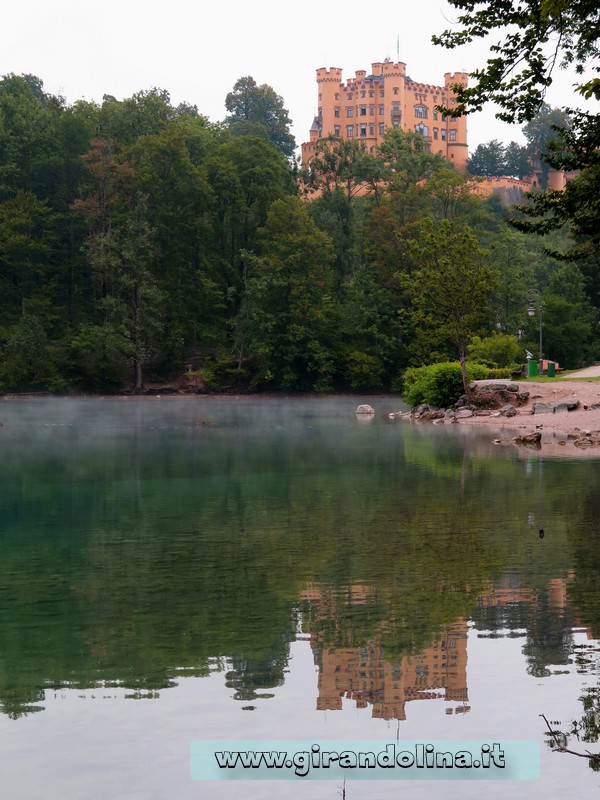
xmin=300 ymin=575 xmax=585 ymax=721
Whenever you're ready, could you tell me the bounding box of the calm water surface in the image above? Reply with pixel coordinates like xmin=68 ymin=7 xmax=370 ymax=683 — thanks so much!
xmin=0 ymin=397 xmax=599 ymax=799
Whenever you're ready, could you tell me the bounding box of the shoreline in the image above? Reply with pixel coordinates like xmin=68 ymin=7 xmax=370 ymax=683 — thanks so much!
xmin=426 ymin=379 xmax=600 ymax=457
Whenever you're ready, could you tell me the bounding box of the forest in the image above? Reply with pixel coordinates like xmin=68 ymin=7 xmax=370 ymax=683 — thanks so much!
xmin=0 ymin=72 xmax=598 ymax=394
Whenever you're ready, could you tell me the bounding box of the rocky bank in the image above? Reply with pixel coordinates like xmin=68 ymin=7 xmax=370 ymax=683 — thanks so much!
xmin=395 ymin=378 xmax=600 ymax=452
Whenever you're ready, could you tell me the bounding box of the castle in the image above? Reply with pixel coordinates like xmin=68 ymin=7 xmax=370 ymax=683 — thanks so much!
xmin=301 ymin=59 xmax=469 ymax=170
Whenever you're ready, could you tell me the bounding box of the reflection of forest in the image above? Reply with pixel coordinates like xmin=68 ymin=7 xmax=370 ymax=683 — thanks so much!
xmin=0 ymin=400 xmax=599 ymax=722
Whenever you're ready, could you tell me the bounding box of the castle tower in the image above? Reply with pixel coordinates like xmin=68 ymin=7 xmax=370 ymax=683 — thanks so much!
xmin=316 ymin=66 xmax=343 ymax=137
xmin=442 ymin=72 xmax=469 ymax=171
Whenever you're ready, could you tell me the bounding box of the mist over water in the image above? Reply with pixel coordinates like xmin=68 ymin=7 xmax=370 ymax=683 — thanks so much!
xmin=0 ymin=397 xmax=599 ymax=799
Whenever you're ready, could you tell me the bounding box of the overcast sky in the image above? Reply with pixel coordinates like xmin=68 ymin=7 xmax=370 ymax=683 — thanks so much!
xmin=1 ymin=0 xmax=585 ymax=152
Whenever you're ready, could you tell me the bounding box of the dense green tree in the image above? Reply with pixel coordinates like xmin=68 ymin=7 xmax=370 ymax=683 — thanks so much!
xmin=338 ymin=263 xmax=402 ymax=389
xmin=426 ymin=165 xmax=476 ymax=220
xmin=302 ymin=135 xmax=381 ymax=200
xmin=81 ymin=198 xmax=165 ymax=392
xmin=476 ymin=219 xmax=538 ymax=334
xmin=302 ymin=136 xmax=380 ymax=291
xmin=128 ymin=125 xmax=225 ymax=352
xmin=225 ymin=76 xmax=296 ymax=159
xmin=403 ymin=220 xmax=500 ymax=392
xmin=0 ymin=191 xmax=55 ymax=321
xmin=503 ymin=141 xmax=530 ymax=179
xmin=242 ymin=196 xmax=337 ymax=390
xmin=0 ymin=74 xmax=60 ymax=199
xmin=208 ymin=134 xmax=293 ymax=319
xmin=377 ymin=128 xmax=445 ymax=191
xmin=467 ymin=140 xmax=506 ymax=176
xmin=538 ymin=293 xmax=595 ymax=367
xmin=97 ymin=88 xmax=179 ymax=146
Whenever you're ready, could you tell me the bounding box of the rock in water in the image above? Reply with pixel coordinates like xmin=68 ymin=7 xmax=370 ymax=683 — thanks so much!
xmin=355 ymin=404 xmax=375 ymax=415
xmin=512 ymin=431 xmax=542 ymax=446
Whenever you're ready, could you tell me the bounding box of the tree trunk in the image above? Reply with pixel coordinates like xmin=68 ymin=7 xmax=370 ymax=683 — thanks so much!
xmin=134 ymin=356 xmax=143 ymax=394
xmin=459 ymin=346 xmax=470 ymax=397
xmin=133 ymin=281 xmax=143 ymax=394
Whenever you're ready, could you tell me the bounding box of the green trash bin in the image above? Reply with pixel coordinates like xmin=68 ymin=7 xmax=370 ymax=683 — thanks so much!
xmin=527 ymin=359 xmax=538 ymax=377
xmin=547 ymin=361 xmax=556 ymax=377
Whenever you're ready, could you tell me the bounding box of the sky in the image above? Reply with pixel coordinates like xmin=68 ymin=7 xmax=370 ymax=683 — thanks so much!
xmin=0 ymin=0 xmax=586 ymax=152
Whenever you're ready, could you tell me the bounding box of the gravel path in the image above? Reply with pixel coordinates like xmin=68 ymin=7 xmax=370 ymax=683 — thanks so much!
xmin=560 ymin=364 xmax=600 ymax=378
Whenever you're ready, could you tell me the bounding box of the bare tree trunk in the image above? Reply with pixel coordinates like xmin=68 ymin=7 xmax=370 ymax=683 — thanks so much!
xmin=133 ymin=282 xmax=143 ymax=394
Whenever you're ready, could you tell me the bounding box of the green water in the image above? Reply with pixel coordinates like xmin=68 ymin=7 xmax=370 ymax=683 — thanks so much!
xmin=0 ymin=397 xmax=599 ymax=799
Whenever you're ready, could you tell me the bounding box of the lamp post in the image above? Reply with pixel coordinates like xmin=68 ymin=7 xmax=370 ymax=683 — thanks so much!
xmin=527 ymin=289 xmax=543 ymax=376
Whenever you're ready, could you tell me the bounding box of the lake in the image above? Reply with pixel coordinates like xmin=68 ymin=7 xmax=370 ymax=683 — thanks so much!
xmin=0 ymin=397 xmax=598 ymax=799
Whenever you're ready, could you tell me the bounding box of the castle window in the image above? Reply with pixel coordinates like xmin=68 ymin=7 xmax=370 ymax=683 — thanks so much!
xmin=319 ymin=93 xmax=322 ymax=101
xmin=392 ymin=102 xmax=399 ymax=111
xmin=380 ymin=91 xmax=384 ymax=97
xmin=335 ymin=93 xmax=340 ymax=100
xmin=346 ymin=107 xmax=354 ymax=117
xmin=360 ymin=106 xmax=367 ymax=116
xmin=369 ymin=90 xmax=374 ymax=97
xmin=433 ymin=127 xmax=439 ymax=139
xmin=379 ymin=122 xmax=385 ymax=134
xmin=347 ymin=125 xmax=354 ymax=137
xmin=449 ymin=129 xmax=457 ymax=141
xmin=334 ymin=107 xmax=340 ymax=117
xmin=334 ymin=125 xmax=340 ymax=136
xmin=415 ymin=105 xmax=428 ymax=119
xmin=393 ymin=87 xmax=399 ymax=95
xmin=433 ymin=111 xmax=439 ymax=121
xmin=369 ymin=123 xmax=375 ymax=135
xmin=415 ymin=123 xmax=428 ymax=137
xmin=347 ymin=93 xmax=353 ymax=100
xmin=441 ymin=129 xmax=447 ymax=140
xmin=379 ymin=104 xmax=384 ymax=115
xmin=450 ymin=98 xmax=456 ymax=105
xmin=360 ymin=124 xmax=367 ymax=137
xmin=361 ymin=90 xmax=366 ymax=97
xmin=369 ymin=105 xmax=374 ymax=115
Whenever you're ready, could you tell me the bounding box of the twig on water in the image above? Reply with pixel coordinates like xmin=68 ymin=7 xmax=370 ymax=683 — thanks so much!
xmin=540 ymin=714 xmax=600 ymax=762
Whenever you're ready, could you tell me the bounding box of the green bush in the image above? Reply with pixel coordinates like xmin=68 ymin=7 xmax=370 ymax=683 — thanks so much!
xmin=401 ymin=362 xmax=489 ymax=408
xmin=467 ymin=333 xmax=522 ymax=368
xmin=486 ymin=367 xmax=513 ymax=379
